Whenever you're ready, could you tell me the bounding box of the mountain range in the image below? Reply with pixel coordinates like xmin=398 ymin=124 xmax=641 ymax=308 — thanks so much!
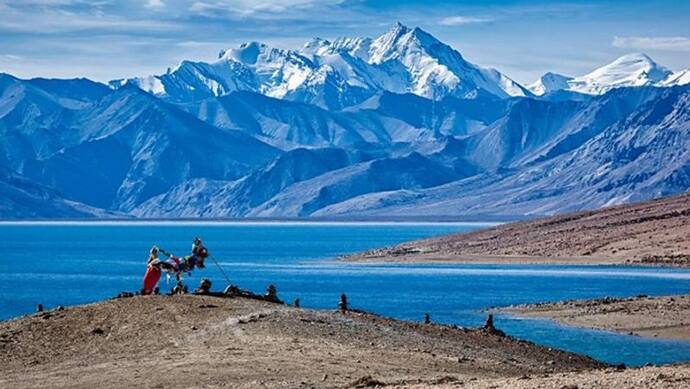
xmin=1 ymin=23 xmax=689 ymax=218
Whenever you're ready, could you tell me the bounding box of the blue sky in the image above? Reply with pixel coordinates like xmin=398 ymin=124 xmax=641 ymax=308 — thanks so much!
xmin=0 ymin=0 xmax=688 ymax=84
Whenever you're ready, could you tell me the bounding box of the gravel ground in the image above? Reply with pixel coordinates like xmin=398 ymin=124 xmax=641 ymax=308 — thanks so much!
xmin=1 ymin=294 xmax=604 ymax=388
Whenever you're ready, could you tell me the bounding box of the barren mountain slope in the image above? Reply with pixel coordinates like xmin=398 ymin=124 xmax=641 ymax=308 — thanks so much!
xmin=350 ymin=192 xmax=690 ymax=266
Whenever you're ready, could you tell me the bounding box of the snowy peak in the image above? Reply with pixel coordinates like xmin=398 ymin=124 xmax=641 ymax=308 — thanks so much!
xmin=300 ymin=37 xmax=332 ymax=59
xmin=528 ymin=72 xmax=574 ymax=95
xmin=111 ymin=23 xmax=532 ymax=104
xmin=218 ymin=41 xmax=265 ymax=64
xmin=531 ymin=53 xmax=680 ymax=96
xmin=361 ymin=23 xmax=529 ymax=99
xmin=585 ymin=53 xmax=667 ymax=80
xmin=368 ymin=22 xmax=414 ymax=64
xmin=572 ymin=53 xmax=672 ymax=94
xmin=367 ymin=23 xmax=451 ymax=65
xmin=218 ymin=41 xmax=312 ymax=69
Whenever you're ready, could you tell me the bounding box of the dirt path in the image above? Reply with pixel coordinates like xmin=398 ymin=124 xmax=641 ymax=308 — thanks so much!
xmin=346 ymin=192 xmax=690 ymax=267
xmin=502 ymin=294 xmax=690 ymax=341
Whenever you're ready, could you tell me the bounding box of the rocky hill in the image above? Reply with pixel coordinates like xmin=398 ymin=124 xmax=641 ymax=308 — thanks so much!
xmin=350 ymin=191 xmax=690 ymax=266
xmin=0 ymin=294 xmax=603 ymax=388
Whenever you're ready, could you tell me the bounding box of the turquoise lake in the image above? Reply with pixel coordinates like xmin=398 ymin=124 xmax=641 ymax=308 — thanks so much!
xmin=2 ymin=222 xmax=690 ymax=367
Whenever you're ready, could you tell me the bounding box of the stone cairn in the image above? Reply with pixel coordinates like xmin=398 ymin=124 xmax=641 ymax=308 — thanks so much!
xmin=339 ymin=293 xmax=348 ymax=314
xmin=482 ymin=314 xmax=506 ymax=337
xmin=264 ymin=284 xmax=280 ymax=303
xmin=195 ymin=279 xmax=212 ymax=294
xmin=171 ymin=282 xmax=188 ymax=295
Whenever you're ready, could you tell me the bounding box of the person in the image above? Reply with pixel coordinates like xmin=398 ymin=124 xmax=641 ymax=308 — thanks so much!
xmin=147 ymin=246 xmax=159 ymax=266
xmin=142 ymin=246 xmax=162 ymax=295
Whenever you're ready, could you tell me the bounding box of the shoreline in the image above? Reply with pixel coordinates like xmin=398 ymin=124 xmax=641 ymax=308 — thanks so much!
xmin=345 ymin=192 xmax=690 ymax=268
xmin=0 ymin=220 xmax=501 ymax=227
xmin=343 ymin=252 xmax=690 ymax=268
xmin=500 ymin=294 xmax=690 ymax=341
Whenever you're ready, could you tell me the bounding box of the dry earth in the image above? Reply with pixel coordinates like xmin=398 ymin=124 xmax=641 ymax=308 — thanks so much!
xmin=399 ymin=365 xmax=690 ymax=389
xmin=0 ymin=294 xmax=603 ymax=389
xmin=347 ymin=191 xmax=690 ymax=266
xmin=503 ymin=294 xmax=690 ymax=341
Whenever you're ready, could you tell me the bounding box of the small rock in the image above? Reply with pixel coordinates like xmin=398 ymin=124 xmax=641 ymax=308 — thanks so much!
xmin=91 ymin=328 xmax=105 ymax=335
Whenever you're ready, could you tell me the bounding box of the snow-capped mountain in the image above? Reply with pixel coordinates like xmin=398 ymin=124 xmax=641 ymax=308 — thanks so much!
xmin=1 ymin=24 xmax=690 ymax=219
xmin=315 ymin=22 xmax=531 ymax=99
xmin=112 ymin=23 xmax=530 ymax=109
xmin=528 ymin=72 xmax=574 ymax=96
xmin=529 ymin=53 xmax=687 ymax=96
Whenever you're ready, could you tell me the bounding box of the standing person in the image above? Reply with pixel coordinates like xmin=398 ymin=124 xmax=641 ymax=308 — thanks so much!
xmin=142 ymin=246 xmax=162 ymax=295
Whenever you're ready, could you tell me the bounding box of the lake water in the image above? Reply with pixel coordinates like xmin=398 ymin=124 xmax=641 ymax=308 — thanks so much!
xmin=2 ymin=222 xmax=690 ymax=366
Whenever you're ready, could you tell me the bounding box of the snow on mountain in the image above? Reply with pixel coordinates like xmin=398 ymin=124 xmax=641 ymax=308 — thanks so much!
xmin=663 ymin=69 xmax=690 ymax=86
xmin=528 ymin=72 xmax=574 ymax=95
xmin=217 ymin=41 xmax=315 ymax=99
xmin=530 ymin=53 xmax=677 ymax=96
xmin=353 ymin=22 xmax=531 ymax=99
xmin=110 ymin=56 xmax=259 ymax=102
xmin=113 ymin=23 xmax=531 ymax=109
xmin=1 ymin=33 xmax=689 ymax=219
xmin=569 ymin=53 xmax=672 ymax=94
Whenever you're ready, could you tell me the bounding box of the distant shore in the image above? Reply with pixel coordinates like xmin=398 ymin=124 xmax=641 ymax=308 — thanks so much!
xmin=0 ymin=219 xmax=502 ymax=227
xmin=345 ymin=192 xmax=690 ymax=268
xmin=345 ymin=253 xmax=638 ymax=266
xmin=500 ymin=294 xmax=690 ymax=341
